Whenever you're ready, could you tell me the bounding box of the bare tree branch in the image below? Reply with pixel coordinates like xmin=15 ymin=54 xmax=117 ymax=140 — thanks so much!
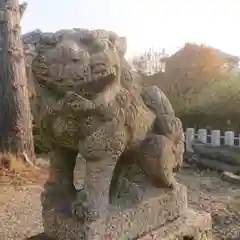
xmin=19 ymin=2 xmax=27 ymax=19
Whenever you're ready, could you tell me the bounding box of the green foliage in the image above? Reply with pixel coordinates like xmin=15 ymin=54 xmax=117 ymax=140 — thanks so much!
xmin=188 ymin=74 xmax=240 ymax=114
xmin=178 ymin=73 xmax=240 ymax=131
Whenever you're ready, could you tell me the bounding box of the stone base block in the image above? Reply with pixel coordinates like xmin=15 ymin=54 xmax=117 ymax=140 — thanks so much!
xmin=43 ymin=184 xmax=188 ymax=240
xmin=139 ymin=209 xmax=212 ymax=240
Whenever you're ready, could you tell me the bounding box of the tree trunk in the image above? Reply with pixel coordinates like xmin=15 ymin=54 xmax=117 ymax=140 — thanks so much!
xmin=192 ymin=141 xmax=240 ymax=166
xmin=189 ymin=156 xmax=240 ymax=174
xmin=0 ymin=0 xmax=35 ymax=163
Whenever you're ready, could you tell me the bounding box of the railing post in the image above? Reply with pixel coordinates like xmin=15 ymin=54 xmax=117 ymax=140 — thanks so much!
xmin=211 ymin=130 xmax=221 ymax=146
xmin=224 ymin=131 xmax=234 ymax=146
xmin=186 ymin=128 xmax=195 ymax=152
xmin=198 ymin=129 xmax=207 ymax=143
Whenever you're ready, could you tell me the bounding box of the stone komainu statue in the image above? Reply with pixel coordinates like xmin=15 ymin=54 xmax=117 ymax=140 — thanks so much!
xmin=23 ymin=29 xmax=188 ymax=239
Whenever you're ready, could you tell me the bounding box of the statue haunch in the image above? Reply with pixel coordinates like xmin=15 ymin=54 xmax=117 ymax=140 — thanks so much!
xmin=27 ymin=28 xmax=184 ymax=221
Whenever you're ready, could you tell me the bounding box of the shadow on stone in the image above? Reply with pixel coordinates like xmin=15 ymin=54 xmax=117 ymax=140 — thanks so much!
xmin=25 ymin=233 xmax=54 ymax=240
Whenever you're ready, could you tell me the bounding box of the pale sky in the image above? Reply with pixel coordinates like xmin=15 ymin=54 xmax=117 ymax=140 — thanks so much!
xmin=20 ymin=0 xmax=240 ymax=58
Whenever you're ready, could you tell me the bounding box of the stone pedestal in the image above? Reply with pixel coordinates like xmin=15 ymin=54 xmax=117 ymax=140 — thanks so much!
xmin=42 ymin=183 xmax=212 ymax=240
xmin=139 ymin=209 xmax=212 ymax=240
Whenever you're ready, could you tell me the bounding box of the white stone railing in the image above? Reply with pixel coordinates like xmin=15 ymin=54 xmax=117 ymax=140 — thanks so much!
xmin=185 ymin=128 xmax=240 ymax=152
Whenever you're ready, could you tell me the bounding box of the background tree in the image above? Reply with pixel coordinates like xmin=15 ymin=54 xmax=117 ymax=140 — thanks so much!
xmin=164 ymin=43 xmax=225 ymax=109
xmin=142 ymin=43 xmax=225 ymax=111
xmin=0 ymin=0 xmax=35 ymax=164
xmin=135 ymin=43 xmax=240 ymax=132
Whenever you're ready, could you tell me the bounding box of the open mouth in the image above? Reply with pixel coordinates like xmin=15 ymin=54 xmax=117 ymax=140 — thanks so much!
xmin=91 ymin=64 xmax=117 ymax=81
xmin=35 ymin=63 xmax=118 ymax=100
xmin=74 ymin=64 xmax=118 ymax=99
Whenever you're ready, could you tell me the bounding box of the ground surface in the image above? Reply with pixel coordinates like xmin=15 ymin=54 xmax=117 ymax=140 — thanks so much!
xmin=177 ymin=164 xmax=240 ymax=240
xmin=0 ymin=162 xmax=239 ymax=240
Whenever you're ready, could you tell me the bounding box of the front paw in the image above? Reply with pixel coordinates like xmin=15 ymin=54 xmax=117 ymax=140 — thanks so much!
xmin=71 ymin=200 xmax=89 ymax=220
xmin=69 ymin=100 xmax=95 ymax=112
xmin=64 ymin=91 xmax=95 ymax=111
xmin=71 ymin=189 xmax=89 ymax=220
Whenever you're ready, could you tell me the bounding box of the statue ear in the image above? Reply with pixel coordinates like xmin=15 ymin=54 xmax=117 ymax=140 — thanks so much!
xmin=115 ymin=37 xmax=127 ymax=56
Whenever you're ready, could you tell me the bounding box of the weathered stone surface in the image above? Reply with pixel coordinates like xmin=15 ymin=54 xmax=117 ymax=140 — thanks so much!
xmin=23 ymin=27 xmax=212 ymax=239
xmin=43 ymin=183 xmax=187 ymax=240
xmin=139 ymin=209 xmax=212 ymax=240
xmin=141 ymin=85 xmax=175 ymax=117
xmin=105 ymin=183 xmax=187 ymax=239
